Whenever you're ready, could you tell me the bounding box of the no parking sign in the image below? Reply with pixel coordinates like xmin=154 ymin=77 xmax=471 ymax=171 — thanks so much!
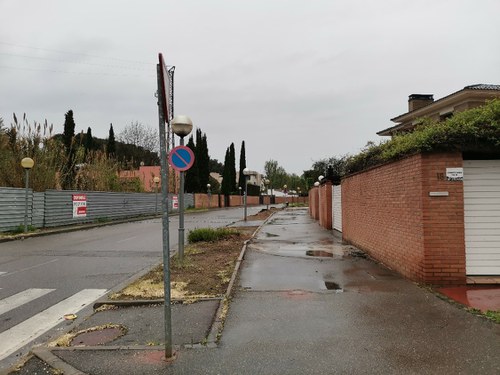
xmin=168 ymin=146 xmax=195 ymax=172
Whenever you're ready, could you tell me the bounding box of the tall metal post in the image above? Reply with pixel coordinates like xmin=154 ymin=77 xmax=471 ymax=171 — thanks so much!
xmin=178 ymin=136 xmax=186 ymax=263
xmin=23 ymin=168 xmax=30 ymax=233
xmin=157 ymin=63 xmax=173 ymax=359
xmin=244 ymin=176 xmax=248 ymax=221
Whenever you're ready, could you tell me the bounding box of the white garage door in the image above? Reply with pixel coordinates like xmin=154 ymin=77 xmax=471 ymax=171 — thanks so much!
xmin=464 ymin=160 xmax=500 ymax=275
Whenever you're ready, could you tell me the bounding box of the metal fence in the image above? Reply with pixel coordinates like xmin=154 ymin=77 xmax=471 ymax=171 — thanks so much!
xmin=0 ymin=187 xmax=193 ymax=232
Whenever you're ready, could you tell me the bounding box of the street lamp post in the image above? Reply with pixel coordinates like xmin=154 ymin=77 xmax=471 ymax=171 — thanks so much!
xmin=238 ymin=186 xmax=242 ymax=205
xmin=207 ymin=183 xmax=211 ymax=209
xmin=283 ymin=184 xmax=288 ymax=207
xmin=171 ymin=115 xmax=193 ymax=263
xmin=243 ymin=168 xmax=250 ymax=221
xmin=21 ymin=157 xmax=34 ymax=233
xmin=153 ymin=176 xmax=160 ymax=214
xmin=264 ymin=178 xmax=270 ymax=210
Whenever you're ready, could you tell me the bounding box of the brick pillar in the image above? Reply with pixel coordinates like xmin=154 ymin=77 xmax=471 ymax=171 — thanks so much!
xmin=319 ymin=182 xmax=332 ymax=229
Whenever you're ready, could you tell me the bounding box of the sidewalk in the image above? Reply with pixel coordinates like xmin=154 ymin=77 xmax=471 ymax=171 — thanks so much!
xmin=7 ymin=208 xmax=500 ymax=374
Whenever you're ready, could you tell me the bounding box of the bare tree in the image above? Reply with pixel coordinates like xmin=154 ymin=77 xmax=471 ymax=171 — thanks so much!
xmin=118 ymin=121 xmax=159 ymax=152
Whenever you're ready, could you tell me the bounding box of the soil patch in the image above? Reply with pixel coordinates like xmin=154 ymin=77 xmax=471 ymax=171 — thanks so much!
xmin=111 ymin=209 xmax=277 ymax=300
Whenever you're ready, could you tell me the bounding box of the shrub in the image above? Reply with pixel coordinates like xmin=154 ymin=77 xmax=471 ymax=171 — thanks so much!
xmin=345 ymin=99 xmax=500 ymax=174
xmin=188 ymin=227 xmax=239 ymax=243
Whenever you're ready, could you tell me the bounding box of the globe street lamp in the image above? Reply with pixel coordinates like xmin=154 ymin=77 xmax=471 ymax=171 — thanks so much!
xmin=283 ymin=184 xmax=288 ymax=207
xmin=171 ymin=115 xmax=193 ymax=262
xmin=243 ymin=168 xmax=250 ymax=221
xmin=238 ymin=186 xmax=242 ymax=205
xmin=207 ymin=183 xmax=211 ymax=209
xmin=21 ymin=157 xmax=34 ymax=233
xmin=318 ymin=175 xmax=324 ymax=183
xmin=153 ymin=176 xmax=160 ymax=214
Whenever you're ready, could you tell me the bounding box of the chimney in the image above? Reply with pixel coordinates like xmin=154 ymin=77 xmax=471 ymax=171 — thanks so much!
xmin=408 ymin=94 xmax=434 ymax=112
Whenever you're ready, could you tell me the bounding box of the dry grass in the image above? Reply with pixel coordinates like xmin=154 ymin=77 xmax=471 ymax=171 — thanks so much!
xmin=110 ymin=208 xmax=277 ymax=301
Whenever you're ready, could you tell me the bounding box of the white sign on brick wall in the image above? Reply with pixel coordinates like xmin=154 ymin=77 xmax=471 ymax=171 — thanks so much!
xmin=446 ymin=167 xmax=463 ymax=181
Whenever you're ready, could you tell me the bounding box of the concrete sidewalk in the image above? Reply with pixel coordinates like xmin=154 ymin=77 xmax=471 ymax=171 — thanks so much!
xmin=7 ymin=208 xmax=500 ymax=374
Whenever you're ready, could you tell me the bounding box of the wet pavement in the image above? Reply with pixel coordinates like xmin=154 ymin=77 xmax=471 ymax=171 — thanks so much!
xmin=437 ymin=285 xmax=500 ymax=312
xmin=5 ymin=208 xmax=500 ymax=374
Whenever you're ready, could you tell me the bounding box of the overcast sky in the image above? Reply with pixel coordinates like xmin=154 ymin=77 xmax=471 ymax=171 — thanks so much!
xmin=1 ymin=0 xmax=499 ymax=175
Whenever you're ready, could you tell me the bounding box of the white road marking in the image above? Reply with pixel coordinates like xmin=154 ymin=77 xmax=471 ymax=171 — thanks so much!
xmin=0 ymin=272 xmax=6 ymax=276
xmin=0 ymin=259 xmax=59 ymax=277
xmin=0 ymin=289 xmax=55 ymax=316
xmin=0 ymin=288 xmax=107 ymax=361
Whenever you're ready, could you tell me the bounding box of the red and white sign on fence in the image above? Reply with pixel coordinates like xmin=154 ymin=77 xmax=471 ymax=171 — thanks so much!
xmin=72 ymin=194 xmax=87 ymax=218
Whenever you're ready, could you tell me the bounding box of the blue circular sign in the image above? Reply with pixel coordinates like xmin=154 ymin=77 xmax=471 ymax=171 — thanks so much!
xmin=168 ymin=146 xmax=195 ymax=172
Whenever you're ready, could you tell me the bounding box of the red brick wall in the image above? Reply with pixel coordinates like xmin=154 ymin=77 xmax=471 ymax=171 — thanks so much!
xmin=229 ymin=195 xmax=245 ymax=207
xmin=194 ymin=194 xmax=220 ymax=209
xmin=342 ymin=152 xmax=465 ymax=286
xmin=420 ymin=153 xmax=465 ymax=285
xmin=309 ymin=187 xmax=319 ymax=220
xmin=318 ymin=182 xmax=332 ymax=230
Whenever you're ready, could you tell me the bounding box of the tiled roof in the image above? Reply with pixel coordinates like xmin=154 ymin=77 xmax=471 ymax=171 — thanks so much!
xmin=379 ymin=84 xmax=500 ymax=135
xmin=464 ymin=84 xmax=500 ymax=91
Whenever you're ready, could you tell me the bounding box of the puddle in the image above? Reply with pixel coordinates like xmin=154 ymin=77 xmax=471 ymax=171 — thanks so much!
xmin=324 ymin=281 xmax=343 ymax=292
xmin=306 ymin=250 xmax=333 ymax=258
xmin=70 ymin=326 xmax=124 ymax=346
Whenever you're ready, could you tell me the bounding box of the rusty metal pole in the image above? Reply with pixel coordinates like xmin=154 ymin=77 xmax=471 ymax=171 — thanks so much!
xmin=156 ymin=63 xmax=173 ymax=359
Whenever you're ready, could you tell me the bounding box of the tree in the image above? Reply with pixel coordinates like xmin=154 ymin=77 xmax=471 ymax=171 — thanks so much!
xmin=61 ymin=110 xmax=77 ymax=189
xmin=209 ymin=158 xmax=224 ymax=174
xmin=221 ymin=147 xmax=231 ymax=195
xmin=63 ymin=110 xmax=75 ymax=152
xmin=305 ymin=155 xmax=348 ymax=186
xmin=197 ymin=132 xmax=210 ymax=191
xmin=264 ymin=159 xmax=287 ymax=190
xmin=184 ymin=135 xmax=199 ymax=193
xmin=228 ymin=143 xmax=237 ymax=193
xmin=118 ymin=121 xmax=159 ymax=153
xmin=238 ymin=140 xmax=246 ymax=192
xmin=107 ymin=124 xmax=116 ymax=157
xmin=84 ymin=127 xmax=93 ymax=155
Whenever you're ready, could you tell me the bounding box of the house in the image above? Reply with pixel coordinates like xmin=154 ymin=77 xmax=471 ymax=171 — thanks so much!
xmin=377 ymin=84 xmax=500 ymax=136
xmin=119 ymin=165 xmax=179 ymax=193
xmin=337 ymin=84 xmax=500 ymax=285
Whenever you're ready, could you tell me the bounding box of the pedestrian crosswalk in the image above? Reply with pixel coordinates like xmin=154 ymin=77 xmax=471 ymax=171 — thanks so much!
xmin=0 ymin=288 xmax=107 ymax=362
xmin=0 ymin=288 xmax=55 ymax=316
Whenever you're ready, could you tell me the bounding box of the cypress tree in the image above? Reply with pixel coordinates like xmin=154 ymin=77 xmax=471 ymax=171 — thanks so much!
xmin=221 ymin=147 xmax=231 ymax=195
xmin=63 ymin=110 xmax=75 ymax=152
xmin=85 ymin=127 xmax=93 ymax=155
xmin=107 ymin=123 xmax=116 ymax=157
xmin=185 ymin=135 xmax=199 ymax=193
xmin=198 ymin=132 xmax=210 ymax=191
xmin=61 ymin=110 xmax=76 ymax=189
xmin=238 ymin=140 xmax=246 ymax=192
xmin=229 ymin=143 xmax=237 ymax=194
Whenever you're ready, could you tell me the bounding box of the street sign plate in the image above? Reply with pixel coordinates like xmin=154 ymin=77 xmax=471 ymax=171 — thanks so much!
xmin=169 ymin=146 xmax=195 ymax=172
